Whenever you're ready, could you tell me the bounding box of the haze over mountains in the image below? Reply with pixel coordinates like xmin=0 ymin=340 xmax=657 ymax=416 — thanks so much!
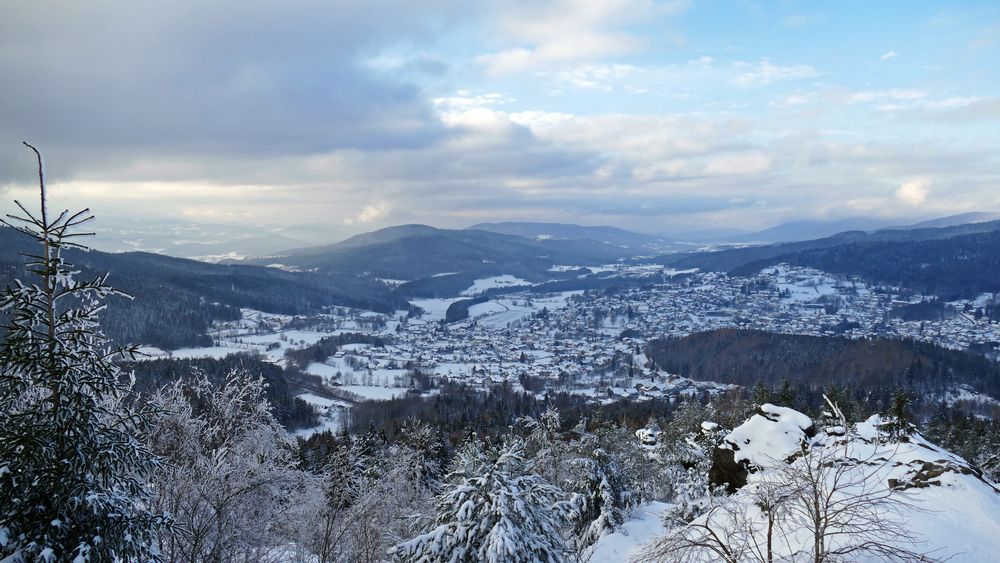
xmin=6 ymin=208 xmax=1000 ymax=352
xmin=83 ymin=211 xmax=1000 ymax=263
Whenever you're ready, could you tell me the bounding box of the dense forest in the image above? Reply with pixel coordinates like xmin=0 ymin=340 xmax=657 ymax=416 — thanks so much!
xmin=0 ymin=227 xmax=410 ymax=349
xmin=654 ymin=221 xmax=1000 ymax=300
xmin=646 ymin=329 xmax=1000 ymax=408
xmin=732 ymin=229 xmax=1000 ymax=299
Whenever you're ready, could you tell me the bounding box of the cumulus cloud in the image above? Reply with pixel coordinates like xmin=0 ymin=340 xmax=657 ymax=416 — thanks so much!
xmin=880 ymin=50 xmax=898 ymax=60
xmin=896 ymin=178 xmax=931 ymax=205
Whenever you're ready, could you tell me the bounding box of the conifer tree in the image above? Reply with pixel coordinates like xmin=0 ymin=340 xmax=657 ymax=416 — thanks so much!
xmin=0 ymin=142 xmax=164 ymax=561
xmin=390 ymin=437 xmax=570 ymax=563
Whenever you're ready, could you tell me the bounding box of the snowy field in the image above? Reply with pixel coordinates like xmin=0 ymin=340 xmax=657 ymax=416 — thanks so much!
xmin=411 ymin=297 xmax=462 ymax=322
xmin=337 ymin=385 xmax=410 ymax=401
xmin=770 ymin=264 xmax=842 ymax=303
xmin=170 ymin=346 xmax=249 ymax=359
xmin=460 ymin=275 xmax=531 ymax=296
xmin=294 ymin=393 xmax=351 ymax=438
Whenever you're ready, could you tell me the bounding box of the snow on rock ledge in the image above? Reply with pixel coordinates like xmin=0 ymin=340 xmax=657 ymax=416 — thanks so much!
xmin=709 ymin=403 xmax=815 ymax=491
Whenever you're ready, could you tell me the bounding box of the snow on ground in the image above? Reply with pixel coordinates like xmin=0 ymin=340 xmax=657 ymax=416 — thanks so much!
xmin=433 ymin=362 xmax=478 ymax=378
xmin=903 ymin=470 xmax=1000 ymax=562
xmin=769 ymin=264 xmax=841 ymax=303
xmin=589 ymin=502 xmax=671 ymax=562
xmin=411 ymin=298 xmax=461 ymax=323
xmin=170 ymin=346 xmax=249 ymax=359
xmin=457 ymin=291 xmax=584 ymax=329
xmin=467 ymin=300 xmax=510 ymax=317
xmin=305 ymin=362 xmax=341 ymax=379
xmin=722 ymin=403 xmax=814 ymax=469
xmin=946 ymin=384 xmax=1000 ymax=410
xmin=135 ymin=346 xmax=169 ymax=358
xmin=460 ymin=275 xmax=531 ymax=296
xmin=635 ymin=412 xmax=1000 ymax=562
xmin=337 ymin=385 xmax=409 ymax=400
xmin=296 ymin=393 xmax=350 ymax=409
xmin=295 ymin=414 xmax=342 ymax=439
xmin=293 ymin=393 xmax=354 ymax=438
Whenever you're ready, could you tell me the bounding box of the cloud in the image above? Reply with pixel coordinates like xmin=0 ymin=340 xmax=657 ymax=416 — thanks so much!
xmin=541 ymin=57 xmax=818 ymax=93
xmin=0 ymin=0 xmax=465 ymax=182
xmin=879 ymin=50 xmax=898 ymax=60
xmin=895 ymin=178 xmax=931 ymax=205
xmin=2 ymin=1 xmax=998 ymax=238
xmin=475 ymin=0 xmax=690 ymax=74
xmin=346 ymin=201 xmax=393 ymax=225
xmin=433 ymin=92 xmax=516 ymax=109
xmin=848 ymin=89 xmax=927 ymax=104
xmin=732 ymin=59 xmax=817 ymax=87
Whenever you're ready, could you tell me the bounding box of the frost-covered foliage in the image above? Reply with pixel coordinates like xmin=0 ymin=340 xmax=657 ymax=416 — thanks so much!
xmin=302 ymin=430 xmax=436 ymax=563
xmin=656 ymin=401 xmax=725 ymax=528
xmin=568 ymin=443 xmax=637 ymax=549
xmin=522 ymin=405 xmax=572 ymax=486
xmin=0 ymin=144 xmax=164 ymax=561
xmin=519 ymin=407 xmax=654 ymax=555
xmin=566 ymin=424 xmax=655 ymax=552
xmin=391 ymin=437 xmax=571 ymax=563
xmin=147 ymin=370 xmax=316 ymax=562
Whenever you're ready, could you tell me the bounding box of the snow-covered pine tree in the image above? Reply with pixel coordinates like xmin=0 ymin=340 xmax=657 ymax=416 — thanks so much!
xmin=390 ymin=436 xmax=571 ymax=563
xmin=0 ymin=142 xmax=164 ymax=561
xmin=521 ymin=405 xmax=571 ymax=486
xmin=567 ymin=445 xmax=635 ymax=548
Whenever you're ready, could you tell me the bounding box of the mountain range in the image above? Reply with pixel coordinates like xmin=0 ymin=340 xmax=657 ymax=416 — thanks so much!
xmin=249 ymin=224 xmax=631 ymax=282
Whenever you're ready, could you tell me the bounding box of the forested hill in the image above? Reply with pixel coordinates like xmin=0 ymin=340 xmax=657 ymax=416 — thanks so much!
xmin=731 ymin=229 xmax=1000 ymax=299
xmin=0 ymin=227 xmax=409 ymax=349
xmin=654 ymin=220 xmax=1000 ymax=299
xmin=466 ymin=221 xmax=680 ymax=253
xmin=646 ymin=329 xmax=1000 ymax=403
xmin=247 ymin=224 xmax=633 ymax=281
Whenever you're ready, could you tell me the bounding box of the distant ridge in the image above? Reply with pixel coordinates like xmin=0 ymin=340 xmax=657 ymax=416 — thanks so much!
xmin=252 ymin=224 xmax=634 ymax=282
xmin=885 ymin=211 xmax=1000 ymax=231
xmin=467 ymin=221 xmax=690 ymax=253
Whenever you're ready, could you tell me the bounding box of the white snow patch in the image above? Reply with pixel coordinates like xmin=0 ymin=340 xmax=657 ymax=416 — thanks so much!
xmin=589 ymin=502 xmax=671 ymax=562
xmin=722 ymin=403 xmax=813 ymax=468
xmin=460 ymin=275 xmax=531 ymax=296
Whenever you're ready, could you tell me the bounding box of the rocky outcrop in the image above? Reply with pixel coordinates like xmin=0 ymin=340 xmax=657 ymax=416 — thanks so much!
xmin=709 ymin=404 xmax=816 ymax=492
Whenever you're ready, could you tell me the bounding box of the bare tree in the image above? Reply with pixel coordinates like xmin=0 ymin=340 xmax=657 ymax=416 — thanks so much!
xmin=638 ymin=436 xmax=941 ymax=563
xmin=775 ymin=443 xmax=937 ymax=563
xmin=637 ymin=482 xmax=792 ymax=563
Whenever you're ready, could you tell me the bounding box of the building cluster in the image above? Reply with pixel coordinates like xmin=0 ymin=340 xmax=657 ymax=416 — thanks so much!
xmin=206 ymin=264 xmax=1000 ymax=404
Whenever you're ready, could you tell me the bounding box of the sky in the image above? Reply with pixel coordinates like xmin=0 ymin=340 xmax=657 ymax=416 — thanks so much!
xmin=1 ymin=0 xmax=999 ymax=240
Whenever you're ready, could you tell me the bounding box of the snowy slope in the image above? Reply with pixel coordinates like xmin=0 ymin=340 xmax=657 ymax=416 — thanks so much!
xmin=592 ymin=411 xmax=1000 ymax=562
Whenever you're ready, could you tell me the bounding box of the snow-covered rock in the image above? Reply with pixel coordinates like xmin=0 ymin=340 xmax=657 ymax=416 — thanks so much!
xmin=710 ymin=403 xmax=815 ymax=491
xmin=608 ymin=408 xmax=1000 ymax=562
